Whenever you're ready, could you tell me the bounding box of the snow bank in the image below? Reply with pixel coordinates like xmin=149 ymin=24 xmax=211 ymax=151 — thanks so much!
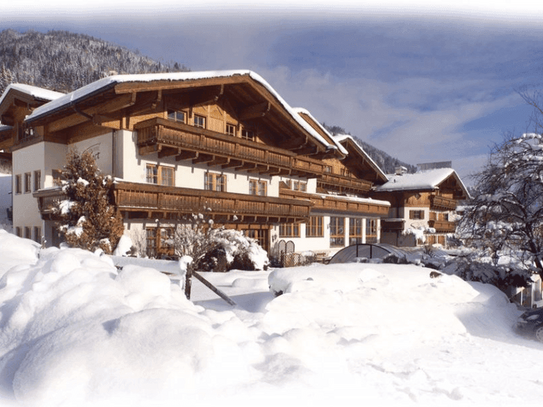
xmin=0 ymin=232 xmax=540 ymax=406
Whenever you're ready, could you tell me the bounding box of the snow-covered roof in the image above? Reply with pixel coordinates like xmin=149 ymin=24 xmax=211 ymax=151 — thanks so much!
xmin=26 ymin=70 xmax=338 ymax=152
xmin=0 ymin=83 xmax=64 ymax=108
xmin=333 ymin=134 xmax=388 ymax=181
xmin=292 ymin=107 xmax=348 ymax=155
xmin=376 ymin=168 xmax=468 ymax=194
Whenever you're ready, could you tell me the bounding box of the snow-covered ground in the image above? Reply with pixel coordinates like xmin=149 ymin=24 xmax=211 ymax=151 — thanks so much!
xmin=0 ymin=229 xmax=542 ymax=407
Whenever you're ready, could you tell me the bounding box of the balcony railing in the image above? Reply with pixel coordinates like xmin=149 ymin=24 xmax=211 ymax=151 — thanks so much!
xmin=428 ymin=220 xmax=456 ymax=233
xmin=318 ymin=173 xmax=373 ymax=194
xmin=430 ymin=195 xmax=457 ymax=211
xmin=135 ymin=118 xmax=331 ymax=178
xmin=34 ymin=182 xmax=313 ymax=224
xmin=280 ymin=188 xmax=389 ymax=217
xmin=113 ymin=181 xmax=312 ymax=223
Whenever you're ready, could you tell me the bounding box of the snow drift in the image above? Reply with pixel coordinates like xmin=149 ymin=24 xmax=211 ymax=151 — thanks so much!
xmin=0 ymin=230 xmax=541 ymax=406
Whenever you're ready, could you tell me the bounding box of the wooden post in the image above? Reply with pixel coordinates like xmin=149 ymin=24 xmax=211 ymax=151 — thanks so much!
xmin=184 ymin=264 xmax=193 ymax=299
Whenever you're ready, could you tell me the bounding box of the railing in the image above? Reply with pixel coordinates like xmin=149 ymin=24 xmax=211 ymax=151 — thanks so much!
xmin=430 ymin=195 xmax=457 ymax=210
xmin=280 ymin=188 xmax=389 ymax=216
xmin=136 ymin=118 xmax=378 ymax=181
xmin=113 ymin=181 xmax=312 ymax=221
xmin=318 ymin=173 xmax=373 ymax=193
xmin=135 ymin=118 xmax=330 ymax=178
xmin=428 ymin=219 xmax=456 ymax=233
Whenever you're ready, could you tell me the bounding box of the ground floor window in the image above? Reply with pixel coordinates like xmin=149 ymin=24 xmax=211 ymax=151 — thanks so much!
xmin=366 ymin=218 xmax=378 ymax=244
xmin=243 ymin=228 xmax=269 ymax=252
xmin=330 ymin=217 xmax=345 ymax=247
xmin=349 ymin=218 xmax=364 ymax=245
xmin=146 ymin=227 xmax=175 ymax=258
xmin=306 ymin=216 xmax=323 ymax=237
xmin=34 ymin=226 xmax=41 ymax=244
xmin=279 ymin=223 xmax=300 ymax=238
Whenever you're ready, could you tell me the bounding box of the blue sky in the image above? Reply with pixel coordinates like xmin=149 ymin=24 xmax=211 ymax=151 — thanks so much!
xmin=5 ymin=1 xmax=543 ymax=183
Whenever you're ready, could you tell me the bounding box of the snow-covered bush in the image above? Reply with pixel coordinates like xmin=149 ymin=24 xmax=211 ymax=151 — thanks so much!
xmin=173 ymin=214 xmax=268 ymax=272
xmin=55 ymin=149 xmax=124 ymax=254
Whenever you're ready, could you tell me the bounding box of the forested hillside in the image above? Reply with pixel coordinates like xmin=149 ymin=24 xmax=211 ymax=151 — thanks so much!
xmin=0 ymin=29 xmax=414 ymax=174
xmin=0 ymin=29 xmax=188 ymax=94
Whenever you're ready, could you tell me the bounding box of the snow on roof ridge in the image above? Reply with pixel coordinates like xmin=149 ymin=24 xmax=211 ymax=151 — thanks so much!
xmin=378 ymin=167 xmax=463 ymax=192
xmin=25 ymin=70 xmax=335 ymax=151
xmin=331 ymin=133 xmax=388 ymax=181
xmin=292 ymin=107 xmax=347 ymax=155
xmin=0 ymin=83 xmax=65 ymax=110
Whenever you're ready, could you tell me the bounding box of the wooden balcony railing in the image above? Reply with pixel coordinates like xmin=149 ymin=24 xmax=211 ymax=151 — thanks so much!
xmin=430 ymin=195 xmax=457 ymax=211
xmin=34 ymin=182 xmax=313 ymax=224
xmin=428 ymin=219 xmax=456 ymax=233
xmin=135 ymin=118 xmax=331 ymax=178
xmin=113 ymin=181 xmax=312 ymax=223
xmin=280 ymin=188 xmax=389 ymax=217
xmin=318 ymin=173 xmax=373 ymax=194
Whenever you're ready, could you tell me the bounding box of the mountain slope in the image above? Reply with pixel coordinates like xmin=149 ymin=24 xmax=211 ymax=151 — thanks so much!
xmin=0 ymin=29 xmax=188 ymax=94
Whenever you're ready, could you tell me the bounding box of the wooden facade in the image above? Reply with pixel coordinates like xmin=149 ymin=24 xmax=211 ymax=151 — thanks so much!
xmin=2 ymin=71 xmax=394 ymax=258
xmin=373 ymin=168 xmax=469 ymax=248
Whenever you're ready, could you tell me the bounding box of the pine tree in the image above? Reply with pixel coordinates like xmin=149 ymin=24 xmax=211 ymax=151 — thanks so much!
xmin=56 ymin=150 xmax=124 ymax=254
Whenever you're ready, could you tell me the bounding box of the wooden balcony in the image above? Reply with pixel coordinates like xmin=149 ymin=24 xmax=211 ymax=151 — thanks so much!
xmin=318 ymin=173 xmax=373 ymax=194
xmin=33 ymin=187 xmax=66 ymax=219
xmin=430 ymin=195 xmax=457 ymax=211
xmin=381 ymin=219 xmax=404 ymax=231
xmin=135 ymin=118 xmax=328 ymax=178
xmin=428 ymin=219 xmax=456 ymax=233
xmin=280 ymin=188 xmax=389 ymax=217
xmin=113 ymin=181 xmax=312 ymax=224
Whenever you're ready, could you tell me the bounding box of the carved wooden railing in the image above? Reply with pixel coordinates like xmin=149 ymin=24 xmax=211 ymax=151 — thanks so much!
xmin=280 ymin=188 xmax=389 ymax=216
xmin=430 ymin=195 xmax=457 ymax=210
xmin=135 ymin=117 xmax=375 ymax=193
xmin=318 ymin=173 xmax=373 ymax=194
xmin=112 ymin=181 xmax=312 ymax=223
xmin=428 ymin=219 xmax=456 ymax=233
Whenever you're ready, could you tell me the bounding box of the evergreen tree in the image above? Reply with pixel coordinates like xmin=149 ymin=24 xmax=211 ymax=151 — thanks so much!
xmin=56 ymin=150 xmax=124 ymax=254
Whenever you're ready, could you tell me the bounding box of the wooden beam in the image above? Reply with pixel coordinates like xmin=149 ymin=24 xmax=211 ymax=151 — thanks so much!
xmin=238 ymin=101 xmax=271 ymax=120
xmin=158 ymin=146 xmax=179 ymax=158
xmin=189 ymin=85 xmax=224 ymax=107
xmin=176 ymin=150 xmax=198 ymax=161
xmin=193 ymin=153 xmax=214 ymax=164
xmin=207 ymin=156 xmax=230 ymax=167
xmin=139 ymin=144 xmax=160 ymax=156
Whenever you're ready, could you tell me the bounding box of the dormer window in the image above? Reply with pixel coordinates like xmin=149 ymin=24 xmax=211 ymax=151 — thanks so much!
xmin=226 ymin=124 xmax=236 ymax=136
xmin=241 ymin=129 xmax=255 ymax=141
xmin=194 ymin=115 xmax=206 ymax=128
xmin=167 ymin=109 xmax=186 ymax=123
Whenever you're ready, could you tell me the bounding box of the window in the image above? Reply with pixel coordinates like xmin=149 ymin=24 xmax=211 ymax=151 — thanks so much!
xmin=194 ymin=115 xmax=206 ymax=128
xmin=146 ymin=228 xmax=158 ymax=258
xmin=291 ymin=180 xmax=307 ymax=192
xmin=409 ymin=210 xmax=425 ymax=220
xmin=330 ymin=217 xmax=345 ymax=247
xmin=146 ymin=227 xmax=175 ymax=258
xmin=226 ymin=124 xmax=236 ymax=136
xmin=249 ymin=179 xmax=267 ymax=196
xmin=146 ymin=164 xmax=174 ymax=186
xmin=24 ymin=226 xmax=31 ymax=239
xmin=205 ymin=172 xmax=226 ymax=192
xmin=306 ymin=216 xmax=323 ymax=237
xmin=167 ymin=109 xmax=186 ymax=123
xmin=279 ymin=223 xmax=300 ymax=238
xmin=366 ymin=218 xmax=378 ymax=244
xmin=34 ymin=170 xmax=41 ymax=192
xmin=349 ymin=218 xmax=364 ymax=245
xmin=24 ymin=173 xmax=31 ymax=193
xmin=15 ymin=227 xmax=21 ymax=237
xmin=15 ymin=174 xmax=21 ymax=194
xmin=33 ymin=226 xmax=41 ymax=244
xmin=241 ymin=129 xmax=255 ymax=141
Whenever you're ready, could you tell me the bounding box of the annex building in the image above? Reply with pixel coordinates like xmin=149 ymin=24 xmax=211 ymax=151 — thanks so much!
xmin=0 ymin=70 xmax=468 ymax=259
